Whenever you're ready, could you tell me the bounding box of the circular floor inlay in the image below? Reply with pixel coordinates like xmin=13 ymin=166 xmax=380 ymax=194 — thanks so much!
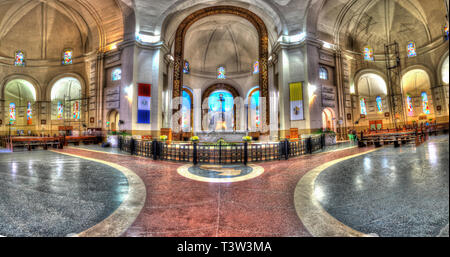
xmin=178 ymin=164 xmax=264 ymax=183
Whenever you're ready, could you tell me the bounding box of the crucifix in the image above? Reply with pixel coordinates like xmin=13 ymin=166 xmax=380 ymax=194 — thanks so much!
xmin=216 ymin=94 xmax=227 ymax=131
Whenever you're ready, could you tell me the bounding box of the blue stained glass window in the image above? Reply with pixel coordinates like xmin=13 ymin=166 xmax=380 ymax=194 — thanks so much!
xmin=407 ymin=42 xmax=417 ymax=57
xmin=208 ymin=91 xmax=233 ymax=112
xmin=112 ymin=68 xmax=122 ymax=81
xmin=183 ymin=61 xmax=190 ymax=74
xmin=249 ymin=90 xmax=261 ymax=129
xmin=422 ymin=92 xmax=430 ymax=114
xmin=182 ymin=90 xmax=192 ymax=131
xmin=253 ymin=61 xmax=259 ymax=74
xmin=319 ymin=67 xmax=328 ymax=80
xmin=364 ymin=47 xmax=374 ymax=61
xmin=15 ymin=51 xmax=25 ymax=66
xmin=217 ymin=67 xmax=226 ymax=80
xmin=376 ymin=96 xmax=383 ymax=113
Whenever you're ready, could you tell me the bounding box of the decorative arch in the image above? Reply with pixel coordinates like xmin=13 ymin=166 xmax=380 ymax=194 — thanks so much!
xmin=1 ymin=74 xmax=41 ymax=101
xmin=173 ymin=6 xmax=270 ymax=127
xmin=201 ymin=83 xmax=240 ymax=131
xmin=401 ymin=64 xmax=436 ymax=87
xmin=437 ymin=52 xmax=449 ymax=85
xmin=46 ymin=73 xmax=86 ymax=100
xmin=182 ymin=86 xmax=194 ymax=132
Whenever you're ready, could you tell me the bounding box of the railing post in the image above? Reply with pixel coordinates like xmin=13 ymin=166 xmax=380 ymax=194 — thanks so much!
xmin=307 ymin=137 xmax=312 ymax=154
xmin=321 ymin=134 xmax=326 ymax=149
xmin=130 ymin=138 xmax=135 ymax=155
xmin=284 ymin=139 xmax=289 ymax=160
xmin=193 ymin=142 xmax=198 ymax=165
xmin=244 ymin=141 xmax=248 ymax=166
xmin=152 ymin=139 xmax=158 ymax=160
xmin=219 ymin=141 xmax=222 ymax=164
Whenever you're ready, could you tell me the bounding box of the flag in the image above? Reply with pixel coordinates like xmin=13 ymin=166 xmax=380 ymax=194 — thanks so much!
xmin=290 ymin=82 xmax=304 ymax=121
xmin=137 ymin=83 xmax=151 ymax=124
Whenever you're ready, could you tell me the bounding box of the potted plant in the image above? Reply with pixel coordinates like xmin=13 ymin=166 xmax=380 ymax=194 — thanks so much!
xmin=242 ymin=136 xmax=252 ymax=143
xmin=190 ymin=136 xmax=199 ymax=143
xmin=160 ymin=135 xmax=168 ymax=142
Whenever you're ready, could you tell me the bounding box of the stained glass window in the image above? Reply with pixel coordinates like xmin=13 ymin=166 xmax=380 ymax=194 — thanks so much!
xmin=407 ymin=94 xmax=414 ymax=116
xmin=360 ymin=98 xmax=367 ymax=115
xmin=14 ymin=51 xmax=25 ymax=66
xmin=444 ymin=24 xmax=449 ymax=41
xmin=112 ymin=68 xmax=122 ymax=81
xmin=364 ymin=47 xmax=374 ymax=61
xmin=253 ymin=61 xmax=259 ymax=74
xmin=421 ymin=92 xmax=430 ymax=114
xmin=208 ymin=91 xmax=234 ymax=130
xmin=249 ymin=90 xmax=261 ymax=129
xmin=181 ymin=90 xmax=192 ymax=132
xmin=9 ymin=103 xmax=16 ymax=125
xmin=407 ymin=41 xmax=417 ymax=57
xmin=183 ymin=61 xmax=190 ymax=74
xmin=319 ymin=67 xmax=328 ymax=80
xmin=27 ymin=102 xmax=32 ymax=125
xmin=57 ymin=101 xmax=64 ymax=120
xmin=63 ymin=50 xmax=73 ymax=65
xmin=217 ymin=67 xmax=226 ymax=80
xmin=73 ymin=101 xmax=80 ymax=120
xmin=376 ymin=96 xmax=383 ymax=113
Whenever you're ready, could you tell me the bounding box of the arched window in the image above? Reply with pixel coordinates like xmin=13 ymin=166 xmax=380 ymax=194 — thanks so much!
xmin=248 ymin=88 xmax=260 ymax=130
xmin=217 ymin=67 xmax=226 ymax=80
xmin=253 ymin=61 xmax=259 ymax=74
xmin=9 ymin=103 xmax=16 ymax=125
xmin=407 ymin=41 xmax=417 ymax=57
xmin=319 ymin=67 xmax=328 ymax=80
xmin=181 ymin=89 xmax=193 ymax=132
xmin=208 ymin=90 xmax=234 ymax=130
xmin=14 ymin=50 xmax=25 ymax=66
xmin=406 ymin=94 xmax=414 ymax=116
xmin=51 ymin=77 xmax=82 ymax=120
xmin=376 ymin=96 xmax=383 ymax=113
xmin=421 ymin=92 xmax=431 ymax=114
xmin=183 ymin=61 xmax=190 ymax=74
xmin=62 ymin=50 xmax=73 ymax=65
xmin=364 ymin=47 xmax=374 ymax=61
xmin=112 ymin=68 xmax=122 ymax=81
xmin=360 ymin=98 xmax=367 ymax=115
xmin=442 ymin=56 xmax=449 ymax=85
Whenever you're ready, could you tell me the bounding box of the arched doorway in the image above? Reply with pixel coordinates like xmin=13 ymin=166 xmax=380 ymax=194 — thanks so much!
xmin=173 ymin=6 xmax=270 ymax=130
xmin=402 ymin=69 xmax=434 ymax=124
xmin=322 ymin=108 xmax=335 ymax=132
xmin=202 ymin=84 xmax=240 ymax=131
xmin=107 ymin=110 xmax=120 ymax=132
xmin=3 ymin=79 xmax=37 ymax=135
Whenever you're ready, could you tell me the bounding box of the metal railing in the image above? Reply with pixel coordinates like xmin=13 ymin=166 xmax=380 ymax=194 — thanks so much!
xmin=118 ymin=134 xmax=326 ymax=165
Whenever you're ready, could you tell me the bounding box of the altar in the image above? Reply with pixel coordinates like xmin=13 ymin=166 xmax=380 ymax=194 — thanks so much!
xmin=196 ymin=131 xmax=247 ymax=143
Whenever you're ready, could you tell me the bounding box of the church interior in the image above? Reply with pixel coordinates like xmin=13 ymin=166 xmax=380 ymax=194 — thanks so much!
xmin=0 ymin=0 xmax=448 ymax=239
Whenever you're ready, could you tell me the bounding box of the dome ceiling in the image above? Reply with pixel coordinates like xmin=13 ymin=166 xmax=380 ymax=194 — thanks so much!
xmin=184 ymin=14 xmax=259 ymax=74
xmin=318 ymin=0 xmax=447 ymax=53
xmin=402 ymin=69 xmax=431 ymax=94
xmin=4 ymin=79 xmax=37 ymax=103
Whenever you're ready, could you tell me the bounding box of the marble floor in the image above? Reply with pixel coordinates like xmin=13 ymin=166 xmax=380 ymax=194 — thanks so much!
xmin=0 ymin=135 xmax=448 ymax=237
xmin=315 ymin=135 xmax=449 ymax=237
xmin=0 ymin=151 xmax=129 ymax=237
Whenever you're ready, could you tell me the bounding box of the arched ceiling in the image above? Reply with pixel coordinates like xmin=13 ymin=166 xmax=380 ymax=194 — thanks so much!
xmin=0 ymin=0 xmax=124 ymax=59
xmin=4 ymin=79 xmax=37 ymax=103
xmin=402 ymin=69 xmax=431 ymax=94
xmin=51 ymin=77 xmax=82 ymax=101
xmin=317 ymin=0 xmax=448 ymax=53
xmin=134 ymin=0 xmax=313 ymax=42
xmin=184 ymin=15 xmax=259 ymax=74
xmin=357 ymin=73 xmax=388 ymax=96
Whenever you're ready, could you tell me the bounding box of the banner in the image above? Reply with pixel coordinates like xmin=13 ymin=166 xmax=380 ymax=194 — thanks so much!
xmin=290 ymin=82 xmax=304 ymax=121
xmin=137 ymin=83 xmax=151 ymax=124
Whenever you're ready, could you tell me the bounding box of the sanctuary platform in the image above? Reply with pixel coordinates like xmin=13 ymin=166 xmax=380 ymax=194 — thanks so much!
xmin=196 ymin=131 xmax=247 ymax=143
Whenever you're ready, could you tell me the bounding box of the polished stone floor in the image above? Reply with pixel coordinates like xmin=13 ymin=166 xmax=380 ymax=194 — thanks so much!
xmin=58 ymin=146 xmax=372 ymax=237
xmin=315 ymin=135 xmax=449 ymax=237
xmin=0 ymin=151 xmax=128 ymax=237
